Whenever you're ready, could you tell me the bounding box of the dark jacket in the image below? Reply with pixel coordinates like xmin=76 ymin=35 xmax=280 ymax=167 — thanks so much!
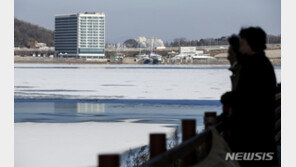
xmin=221 ymin=52 xmax=277 ymax=166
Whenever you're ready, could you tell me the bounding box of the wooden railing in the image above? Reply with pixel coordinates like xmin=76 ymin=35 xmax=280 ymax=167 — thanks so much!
xmin=97 ymin=83 xmax=281 ymax=167
xmin=96 ymin=112 xmax=221 ymax=167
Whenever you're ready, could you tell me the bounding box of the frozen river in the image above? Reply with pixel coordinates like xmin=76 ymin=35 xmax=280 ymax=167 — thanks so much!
xmin=14 ymin=64 xmax=269 ymax=100
xmin=14 ymin=64 xmax=281 ymax=167
xmin=14 ymin=64 xmax=281 ymax=124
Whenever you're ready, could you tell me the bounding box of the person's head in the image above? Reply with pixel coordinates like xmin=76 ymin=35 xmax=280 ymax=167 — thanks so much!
xmin=239 ymin=27 xmax=267 ymax=55
xmin=227 ymin=35 xmax=240 ymax=64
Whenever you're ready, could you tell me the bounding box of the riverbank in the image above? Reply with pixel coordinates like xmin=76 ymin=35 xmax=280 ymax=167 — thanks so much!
xmin=14 ymin=55 xmax=281 ymax=65
xmin=14 ymin=47 xmax=281 ymax=65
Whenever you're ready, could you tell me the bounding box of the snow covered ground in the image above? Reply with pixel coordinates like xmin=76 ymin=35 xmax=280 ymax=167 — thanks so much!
xmin=15 ymin=121 xmax=175 ymax=167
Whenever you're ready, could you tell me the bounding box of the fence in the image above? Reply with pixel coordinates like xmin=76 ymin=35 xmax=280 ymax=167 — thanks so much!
xmin=97 ymin=83 xmax=281 ymax=167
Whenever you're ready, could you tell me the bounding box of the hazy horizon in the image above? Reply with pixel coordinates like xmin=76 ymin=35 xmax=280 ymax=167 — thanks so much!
xmin=15 ymin=0 xmax=281 ymax=43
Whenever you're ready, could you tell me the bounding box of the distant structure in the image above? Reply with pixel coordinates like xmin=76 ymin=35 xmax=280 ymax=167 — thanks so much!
xmin=135 ymin=37 xmax=165 ymax=48
xmin=34 ymin=41 xmax=47 ymax=48
xmin=55 ymin=12 xmax=105 ymax=58
xmin=179 ymin=47 xmax=197 ymax=56
xmin=28 ymin=41 xmax=47 ymax=49
xmin=168 ymin=47 xmax=214 ymax=61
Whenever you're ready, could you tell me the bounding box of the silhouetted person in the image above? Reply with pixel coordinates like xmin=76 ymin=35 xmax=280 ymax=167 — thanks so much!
xmin=219 ymin=35 xmax=242 ymax=121
xmin=227 ymin=35 xmax=242 ymax=91
xmin=221 ymin=27 xmax=277 ymax=167
xmin=219 ymin=35 xmax=242 ymax=139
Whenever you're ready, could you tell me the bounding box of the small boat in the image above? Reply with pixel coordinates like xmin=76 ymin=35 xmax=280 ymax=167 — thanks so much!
xmin=135 ymin=52 xmax=162 ymax=64
xmin=149 ymin=52 xmax=162 ymax=64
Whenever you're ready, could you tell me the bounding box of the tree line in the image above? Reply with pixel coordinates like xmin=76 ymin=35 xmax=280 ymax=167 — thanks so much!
xmin=165 ymin=35 xmax=281 ymax=47
xmin=122 ymin=35 xmax=280 ymax=48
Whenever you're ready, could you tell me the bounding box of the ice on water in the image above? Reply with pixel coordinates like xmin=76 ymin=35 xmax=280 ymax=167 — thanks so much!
xmin=14 ymin=64 xmax=281 ymax=100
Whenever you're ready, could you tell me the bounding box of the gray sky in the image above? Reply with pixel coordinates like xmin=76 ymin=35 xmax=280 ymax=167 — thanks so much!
xmin=15 ymin=0 xmax=280 ymax=43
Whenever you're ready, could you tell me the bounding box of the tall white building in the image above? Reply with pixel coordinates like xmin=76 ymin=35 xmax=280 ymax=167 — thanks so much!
xmin=55 ymin=12 xmax=105 ymax=58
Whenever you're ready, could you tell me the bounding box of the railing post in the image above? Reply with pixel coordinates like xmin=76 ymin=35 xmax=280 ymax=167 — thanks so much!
xmin=149 ymin=133 xmax=167 ymax=159
xmin=204 ymin=112 xmax=217 ymax=129
xmin=182 ymin=119 xmax=197 ymax=166
xmin=98 ymin=154 xmax=120 ymax=167
xmin=182 ymin=119 xmax=196 ymax=142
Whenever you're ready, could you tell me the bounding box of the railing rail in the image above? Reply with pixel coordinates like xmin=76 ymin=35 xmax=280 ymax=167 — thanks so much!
xmin=143 ymin=122 xmax=225 ymax=167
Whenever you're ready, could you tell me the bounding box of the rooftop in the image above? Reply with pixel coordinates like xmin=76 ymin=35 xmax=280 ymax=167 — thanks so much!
xmin=55 ymin=12 xmax=105 ymax=17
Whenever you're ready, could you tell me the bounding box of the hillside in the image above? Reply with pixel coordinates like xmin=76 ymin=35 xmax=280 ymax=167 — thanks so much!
xmin=14 ymin=18 xmax=54 ymax=47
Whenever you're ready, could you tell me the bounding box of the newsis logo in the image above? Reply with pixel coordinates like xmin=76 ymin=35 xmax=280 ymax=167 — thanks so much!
xmin=225 ymin=152 xmax=274 ymax=161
